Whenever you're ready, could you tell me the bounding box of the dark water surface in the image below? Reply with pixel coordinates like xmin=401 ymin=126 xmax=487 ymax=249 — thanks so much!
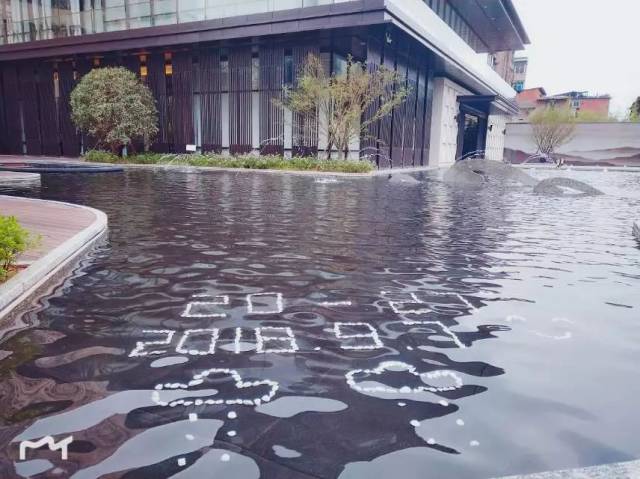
xmin=0 ymin=168 xmax=639 ymax=479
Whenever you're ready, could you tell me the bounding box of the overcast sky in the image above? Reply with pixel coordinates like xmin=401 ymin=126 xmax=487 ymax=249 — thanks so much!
xmin=512 ymin=0 xmax=639 ymax=118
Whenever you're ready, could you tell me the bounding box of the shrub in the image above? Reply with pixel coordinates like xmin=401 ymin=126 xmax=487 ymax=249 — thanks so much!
xmin=71 ymin=67 xmax=159 ymax=154
xmin=0 ymin=216 xmax=36 ymax=280
xmin=83 ymin=150 xmax=120 ymax=163
xmin=84 ymin=152 xmax=375 ymax=173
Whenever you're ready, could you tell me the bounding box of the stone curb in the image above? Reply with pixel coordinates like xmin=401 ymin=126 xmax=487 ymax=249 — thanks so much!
xmin=1 ymin=155 xmax=438 ymax=178
xmin=494 ymin=459 xmax=640 ymax=478
xmin=0 ymin=172 xmax=41 ymax=183
xmin=516 ymin=164 xmax=640 ymax=173
xmin=0 ymin=196 xmax=108 ymax=320
xmin=97 ymin=162 xmax=439 ymax=177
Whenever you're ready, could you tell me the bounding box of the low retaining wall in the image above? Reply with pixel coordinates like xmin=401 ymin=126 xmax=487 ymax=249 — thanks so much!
xmin=0 ymin=196 xmax=108 ymax=322
xmin=505 ymin=122 xmax=640 ymax=166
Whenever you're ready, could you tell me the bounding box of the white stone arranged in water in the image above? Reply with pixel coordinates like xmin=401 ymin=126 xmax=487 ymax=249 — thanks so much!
xmin=345 ymin=361 xmax=463 ymax=395
xmin=246 ymin=292 xmax=284 ymax=315
xmin=401 ymin=321 xmax=466 ymax=349
xmin=382 ymin=290 xmax=478 ymax=315
xmin=255 ymin=327 xmax=299 ymax=353
xmin=181 ymin=295 xmax=229 ymax=318
xmin=333 ymin=322 xmax=383 ymax=350
xmin=175 ymin=329 xmax=220 ymax=356
xmin=384 ymin=292 xmax=432 ymax=315
xmin=319 ymin=301 xmax=353 ymax=307
xmin=129 ymin=330 xmax=176 ymax=357
xmin=152 ymin=368 xmax=279 ymax=407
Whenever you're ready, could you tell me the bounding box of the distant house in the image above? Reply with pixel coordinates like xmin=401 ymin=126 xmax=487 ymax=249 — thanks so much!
xmin=512 ymin=57 xmax=528 ymax=92
xmin=514 ymin=87 xmax=547 ymax=119
xmin=516 ymin=89 xmax=611 ymax=120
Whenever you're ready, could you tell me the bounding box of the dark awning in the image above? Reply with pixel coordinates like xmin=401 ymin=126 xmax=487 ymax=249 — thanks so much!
xmin=458 ymin=94 xmax=519 ymax=116
xmin=449 ymin=0 xmax=530 ymax=52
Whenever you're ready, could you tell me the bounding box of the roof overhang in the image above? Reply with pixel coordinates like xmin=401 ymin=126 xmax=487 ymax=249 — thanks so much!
xmin=384 ymin=0 xmax=518 ymax=106
xmin=449 ymin=0 xmax=530 ymax=53
xmin=459 ymin=94 xmax=519 ymax=116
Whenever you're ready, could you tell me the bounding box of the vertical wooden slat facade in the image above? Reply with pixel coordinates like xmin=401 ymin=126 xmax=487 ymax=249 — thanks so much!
xmin=200 ymin=48 xmax=222 ymax=153
xmin=37 ymin=63 xmax=60 ymax=156
xmin=259 ymin=45 xmax=284 ymax=155
xmin=0 ymin=69 xmax=7 ymax=154
xmin=1 ymin=64 xmax=23 ymax=154
xmin=0 ymin=28 xmax=439 ymax=168
xmin=148 ymin=53 xmax=171 ymax=152
xmin=229 ymin=47 xmax=252 ymax=155
xmin=171 ymin=51 xmax=194 ymax=152
xmin=57 ymin=62 xmax=80 ymax=156
xmin=18 ymin=63 xmax=42 ymax=155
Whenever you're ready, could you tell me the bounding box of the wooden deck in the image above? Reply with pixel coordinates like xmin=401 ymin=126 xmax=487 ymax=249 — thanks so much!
xmin=0 ymin=196 xmax=97 ymax=264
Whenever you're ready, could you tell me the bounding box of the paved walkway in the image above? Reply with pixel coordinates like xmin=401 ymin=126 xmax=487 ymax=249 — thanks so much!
xmin=1 ymin=196 xmax=97 ymax=264
xmin=0 ymin=195 xmax=107 ymax=319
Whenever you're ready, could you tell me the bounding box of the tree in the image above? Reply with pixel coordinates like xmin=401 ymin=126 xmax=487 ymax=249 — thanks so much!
xmin=629 ymin=97 xmax=640 ymax=122
xmin=575 ymin=110 xmax=616 ymax=123
xmin=279 ymin=54 xmax=408 ymax=160
xmin=71 ymin=67 xmax=158 ymax=154
xmin=529 ymin=106 xmax=576 ymax=166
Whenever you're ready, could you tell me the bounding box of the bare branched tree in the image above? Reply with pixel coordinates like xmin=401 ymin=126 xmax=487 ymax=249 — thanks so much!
xmin=278 ymin=54 xmax=408 ymax=160
xmin=529 ymin=106 xmax=576 ymax=167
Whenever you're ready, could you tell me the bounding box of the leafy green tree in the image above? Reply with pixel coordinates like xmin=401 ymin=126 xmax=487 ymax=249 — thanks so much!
xmin=279 ymin=54 xmax=408 ymax=160
xmin=71 ymin=67 xmax=158 ymax=154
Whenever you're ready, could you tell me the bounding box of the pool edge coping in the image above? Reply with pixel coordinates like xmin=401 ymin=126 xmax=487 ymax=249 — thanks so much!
xmin=0 ymin=155 xmax=440 ymax=177
xmin=107 ymin=162 xmax=440 ymax=177
xmin=0 ymin=196 xmax=108 ymax=321
xmin=493 ymin=458 xmax=640 ymax=478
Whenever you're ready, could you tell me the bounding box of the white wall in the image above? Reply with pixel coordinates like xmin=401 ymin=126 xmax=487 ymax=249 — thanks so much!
xmin=485 ymin=114 xmax=507 ymax=162
xmin=505 ymin=122 xmax=640 ymax=166
xmin=428 ymin=77 xmax=470 ymax=168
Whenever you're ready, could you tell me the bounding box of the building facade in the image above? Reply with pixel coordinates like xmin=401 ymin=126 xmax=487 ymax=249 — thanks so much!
xmin=511 ymin=56 xmax=527 ymax=92
xmin=0 ymin=0 xmax=529 ymax=168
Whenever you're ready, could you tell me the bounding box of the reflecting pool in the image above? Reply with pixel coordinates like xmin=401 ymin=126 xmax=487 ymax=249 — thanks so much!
xmin=0 ymin=168 xmax=639 ymax=478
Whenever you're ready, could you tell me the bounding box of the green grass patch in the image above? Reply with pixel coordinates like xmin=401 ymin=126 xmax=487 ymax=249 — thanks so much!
xmin=84 ymin=150 xmax=374 ymax=174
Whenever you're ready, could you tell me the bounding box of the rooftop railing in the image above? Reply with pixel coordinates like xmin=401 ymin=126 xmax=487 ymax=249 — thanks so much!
xmin=1 ymin=0 xmax=349 ymax=45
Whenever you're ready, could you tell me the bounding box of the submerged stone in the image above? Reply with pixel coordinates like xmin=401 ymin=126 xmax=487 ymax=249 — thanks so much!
xmin=388 ymin=174 xmax=421 ymax=185
xmin=533 ymin=177 xmax=604 ymax=197
xmin=443 ymin=159 xmax=538 ymax=187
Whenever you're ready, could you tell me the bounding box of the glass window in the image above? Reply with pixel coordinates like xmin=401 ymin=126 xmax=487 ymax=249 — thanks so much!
xmin=252 ymin=54 xmax=260 ymax=91
xmin=284 ymin=50 xmax=293 ymax=85
xmin=333 ymin=53 xmax=348 ymax=76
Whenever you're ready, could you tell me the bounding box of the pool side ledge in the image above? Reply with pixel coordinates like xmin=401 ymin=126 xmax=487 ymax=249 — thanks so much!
xmin=495 ymin=458 xmax=640 ymax=479
xmin=0 ymin=196 xmax=107 ymax=321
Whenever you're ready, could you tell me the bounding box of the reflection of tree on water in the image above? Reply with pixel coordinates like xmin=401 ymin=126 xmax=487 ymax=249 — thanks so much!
xmin=0 ymin=171 xmax=519 ymax=478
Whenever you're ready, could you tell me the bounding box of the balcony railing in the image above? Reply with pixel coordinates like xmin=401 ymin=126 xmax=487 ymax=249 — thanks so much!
xmin=1 ymin=0 xmax=350 ymax=45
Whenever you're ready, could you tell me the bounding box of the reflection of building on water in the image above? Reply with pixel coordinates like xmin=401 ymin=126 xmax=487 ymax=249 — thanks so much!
xmin=0 ymin=171 xmax=526 ymax=478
